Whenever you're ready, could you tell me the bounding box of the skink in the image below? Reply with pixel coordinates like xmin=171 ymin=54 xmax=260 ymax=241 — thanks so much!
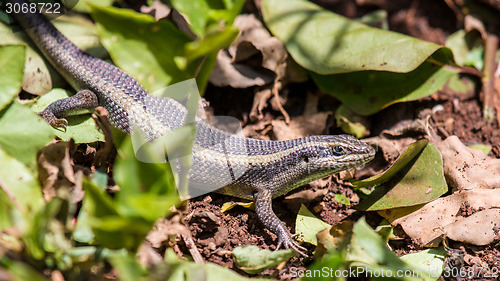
xmin=5 ymin=0 xmax=375 ymax=256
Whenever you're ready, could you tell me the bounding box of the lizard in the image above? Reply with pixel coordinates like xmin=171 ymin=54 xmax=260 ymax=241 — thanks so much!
xmin=4 ymin=0 xmax=376 ymax=256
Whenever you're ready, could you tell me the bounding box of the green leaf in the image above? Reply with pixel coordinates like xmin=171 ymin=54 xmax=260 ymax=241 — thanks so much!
xmin=180 ymin=25 xmax=239 ymax=68
xmin=0 ymin=259 xmax=48 ymax=281
xmin=311 ymin=58 xmax=458 ymax=115
xmin=30 ymin=89 xmax=105 ymax=143
xmin=163 ymin=249 xmax=266 ymax=281
xmin=53 ymin=13 xmax=108 ymax=58
xmin=0 ymin=45 xmax=25 ymax=110
xmin=348 ymin=218 xmax=422 ymax=281
xmin=400 ymin=248 xmax=446 ymax=281
xmin=262 ymin=0 xmax=458 ymax=115
xmin=334 ymin=193 xmax=350 ymax=205
xmin=0 ymin=102 xmax=53 ymax=167
xmin=301 ymin=251 xmax=347 ymax=281
xmin=232 ymin=245 xmax=296 ymax=274
xmin=113 ymin=136 xmax=179 ymax=221
xmin=295 ymin=204 xmax=331 ymax=246
xmin=82 ymin=179 xmax=125 ymax=249
xmin=262 ymin=0 xmax=453 ymax=75
xmin=0 ymin=14 xmax=107 ymax=95
xmin=356 ymin=142 xmax=448 ymax=211
xmin=90 ymin=5 xmax=196 ymax=92
xmin=0 ymin=186 xmax=18 ymax=229
xmin=0 ymin=20 xmax=54 ymax=96
xmin=170 ymin=0 xmax=244 ymax=37
xmin=108 ymin=254 xmax=146 ymax=281
xmin=351 ymin=140 xmax=429 ymax=188
xmin=72 ymin=0 xmax=115 ymax=13
xmin=445 ymin=29 xmax=482 ymax=67
xmin=469 ymin=144 xmax=492 ymax=155
xmin=0 ymin=146 xmax=43 ymax=215
xmin=22 ymin=198 xmax=68 ymax=261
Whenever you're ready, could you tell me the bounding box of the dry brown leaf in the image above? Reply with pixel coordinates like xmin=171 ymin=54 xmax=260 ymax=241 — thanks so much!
xmin=210 ymin=51 xmax=273 ymax=88
xmin=249 ymin=88 xmax=273 ymax=121
xmin=383 ymin=189 xmax=500 ymax=247
xmin=443 ymin=208 xmax=500 ymax=245
xmin=209 ymin=14 xmax=287 ymax=88
xmin=37 ymin=141 xmax=75 ymax=201
xmin=438 ymin=136 xmax=500 ymax=190
xmin=272 ymin=112 xmax=330 ymax=140
xmin=146 ymin=216 xmax=191 ymax=249
xmin=137 ymin=243 xmax=163 ymax=267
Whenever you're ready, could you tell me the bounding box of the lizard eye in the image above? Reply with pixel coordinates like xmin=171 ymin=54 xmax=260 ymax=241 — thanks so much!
xmin=332 ymin=145 xmax=346 ymax=156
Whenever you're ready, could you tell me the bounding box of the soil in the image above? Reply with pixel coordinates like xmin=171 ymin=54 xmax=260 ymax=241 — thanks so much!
xmin=175 ymin=0 xmax=500 ymax=280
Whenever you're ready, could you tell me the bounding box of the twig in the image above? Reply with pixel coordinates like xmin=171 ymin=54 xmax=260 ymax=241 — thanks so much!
xmin=482 ymin=33 xmax=499 ymax=124
xmin=182 ymin=234 xmax=205 ymax=264
xmin=272 ymin=81 xmax=290 ymax=124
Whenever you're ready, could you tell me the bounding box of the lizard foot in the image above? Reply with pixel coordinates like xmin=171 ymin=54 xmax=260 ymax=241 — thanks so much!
xmin=276 ymin=232 xmax=308 ymax=257
xmin=39 ymin=110 xmax=68 ymax=131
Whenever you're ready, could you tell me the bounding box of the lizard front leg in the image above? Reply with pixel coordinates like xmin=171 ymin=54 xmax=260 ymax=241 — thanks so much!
xmin=254 ymin=189 xmax=308 ymax=257
xmin=39 ymin=89 xmax=99 ymax=130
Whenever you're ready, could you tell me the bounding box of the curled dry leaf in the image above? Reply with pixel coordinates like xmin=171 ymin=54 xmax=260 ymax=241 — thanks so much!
xmin=438 ymin=136 xmax=500 ymax=190
xmin=209 ymin=14 xmax=287 ymax=88
xmin=36 ymin=141 xmax=76 ymax=201
xmin=443 ymin=208 xmax=500 ymax=245
xmin=146 ymin=216 xmax=192 ymax=248
xmin=382 ymin=188 xmax=500 ymax=247
xmin=272 ymin=112 xmax=330 ymax=140
xmin=379 ymin=136 xmax=500 ymax=246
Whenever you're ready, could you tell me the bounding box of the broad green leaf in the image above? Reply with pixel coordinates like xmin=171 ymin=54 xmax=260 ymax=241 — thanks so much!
xmin=0 ymin=14 xmax=107 ymax=95
xmin=0 ymin=146 xmax=43 ymax=214
xmin=445 ymin=29 xmax=482 ymax=67
xmin=0 ymin=186 xmax=18 ymax=229
xmin=301 ymin=251 xmax=347 ymax=281
xmin=311 ymin=58 xmax=458 ymax=115
xmin=262 ymin=0 xmax=458 ymax=115
xmin=400 ymin=248 xmax=446 ymax=281
xmin=90 ymin=5 xmax=196 ymax=93
xmin=113 ymin=136 xmax=179 ymax=220
xmin=164 ymin=249 xmax=267 ymax=281
xmin=22 ymin=198 xmax=67 ymax=261
xmin=72 ymin=0 xmax=115 ymax=13
xmin=170 ymin=0 xmax=245 ymax=37
xmin=1 ymin=259 xmax=48 ymax=281
xmin=108 ymin=254 xmax=146 ymax=281
xmin=0 ymin=45 xmax=25 ymax=110
xmin=82 ymin=179 xmax=126 ymax=249
xmin=53 ymin=13 xmax=108 ymax=58
xmin=179 ymin=25 xmax=239 ymax=68
xmin=232 ymin=245 xmax=296 ymax=274
xmin=262 ymin=0 xmax=454 ymax=75
xmin=356 ymin=142 xmax=448 ymax=211
xmin=352 ymin=140 xmax=428 ymax=188
xmin=30 ymin=89 xmax=105 ymax=143
xmin=348 ymin=218 xmax=422 ymax=281
xmin=443 ymin=73 xmax=476 ymax=96
xmin=0 ymin=102 xmax=53 ymax=167
xmin=0 ymin=20 xmax=54 ymax=95
xmin=295 ymin=204 xmax=331 ymax=246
